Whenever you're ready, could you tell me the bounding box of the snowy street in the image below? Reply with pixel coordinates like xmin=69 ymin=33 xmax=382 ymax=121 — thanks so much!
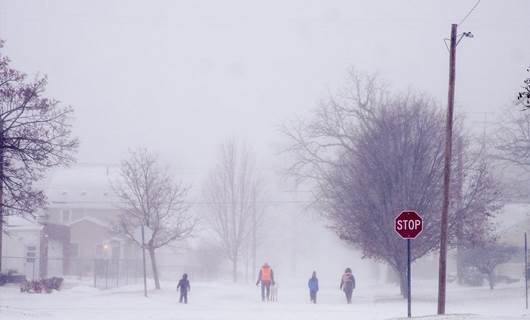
xmin=1 ymin=1 xmax=530 ymax=320
xmin=1 ymin=280 xmax=529 ymax=320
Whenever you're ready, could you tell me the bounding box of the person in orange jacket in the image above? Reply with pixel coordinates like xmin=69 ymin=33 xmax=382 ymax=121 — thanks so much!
xmin=256 ymin=262 xmax=275 ymax=301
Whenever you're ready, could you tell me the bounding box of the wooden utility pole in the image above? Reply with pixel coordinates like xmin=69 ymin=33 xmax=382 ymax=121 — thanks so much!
xmin=456 ymin=136 xmax=464 ymax=284
xmin=438 ymin=23 xmax=457 ymax=315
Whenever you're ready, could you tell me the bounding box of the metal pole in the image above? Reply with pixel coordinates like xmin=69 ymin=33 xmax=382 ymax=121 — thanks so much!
xmin=105 ymin=259 xmax=108 ymax=289
xmin=438 ymin=23 xmax=457 ymax=315
xmin=141 ymin=224 xmax=148 ymax=298
xmin=408 ymin=239 xmax=412 ymax=318
xmin=524 ymin=232 xmax=528 ymax=309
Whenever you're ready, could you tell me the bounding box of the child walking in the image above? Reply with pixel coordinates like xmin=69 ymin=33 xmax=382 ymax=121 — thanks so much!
xmin=340 ymin=268 xmax=355 ymax=304
xmin=177 ymin=273 xmax=191 ymax=304
xmin=308 ymin=271 xmax=319 ymax=304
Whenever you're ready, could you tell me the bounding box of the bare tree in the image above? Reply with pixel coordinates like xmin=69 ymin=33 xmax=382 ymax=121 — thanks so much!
xmin=454 ymin=136 xmax=504 ymax=283
xmin=113 ymin=148 xmax=195 ymax=289
xmin=462 ymin=242 xmax=517 ymax=289
xmin=496 ymin=106 xmax=530 ymax=169
xmin=0 ymin=41 xmax=78 ymax=270
xmin=518 ymin=66 xmax=530 ymax=110
xmin=203 ymin=139 xmax=263 ymax=282
xmin=282 ymin=70 xmax=502 ymax=296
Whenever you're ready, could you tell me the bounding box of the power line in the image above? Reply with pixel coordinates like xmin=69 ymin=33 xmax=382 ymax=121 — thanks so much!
xmin=48 ymin=199 xmax=312 ymax=206
xmin=459 ymin=0 xmax=481 ymax=26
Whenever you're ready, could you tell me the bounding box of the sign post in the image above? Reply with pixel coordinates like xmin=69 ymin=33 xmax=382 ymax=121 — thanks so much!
xmin=395 ymin=210 xmax=423 ymax=318
xmin=524 ymin=232 xmax=528 ymax=309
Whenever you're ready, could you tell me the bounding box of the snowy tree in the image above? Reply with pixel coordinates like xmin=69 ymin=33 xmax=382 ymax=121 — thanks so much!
xmin=203 ymin=139 xmax=263 ymax=282
xmin=282 ymin=70 xmax=502 ymax=297
xmin=113 ymin=148 xmax=195 ymax=289
xmin=462 ymin=243 xmax=517 ymax=289
xmin=496 ymin=106 xmax=530 ymax=169
xmin=498 ymin=68 xmax=530 ymax=171
xmin=0 ymin=41 xmax=78 ymax=271
xmin=517 ymin=66 xmax=530 ymax=110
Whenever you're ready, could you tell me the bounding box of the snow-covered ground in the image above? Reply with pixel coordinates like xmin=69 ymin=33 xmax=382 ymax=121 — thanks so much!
xmin=1 ymin=279 xmax=529 ymax=320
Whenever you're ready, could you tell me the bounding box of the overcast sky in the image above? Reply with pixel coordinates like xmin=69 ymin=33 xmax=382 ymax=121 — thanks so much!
xmin=1 ymin=0 xmax=529 ymax=180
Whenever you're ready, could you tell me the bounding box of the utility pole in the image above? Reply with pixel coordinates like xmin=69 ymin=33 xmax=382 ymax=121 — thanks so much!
xmin=437 ymin=23 xmax=457 ymax=315
xmin=456 ymin=136 xmax=464 ymax=285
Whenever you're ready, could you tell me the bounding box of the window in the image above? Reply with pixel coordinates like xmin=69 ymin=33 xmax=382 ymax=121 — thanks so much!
xmin=95 ymin=244 xmax=104 ymax=258
xmin=26 ymin=246 xmax=37 ymax=263
xmin=69 ymin=243 xmax=79 ymax=258
xmin=61 ymin=209 xmax=71 ymax=223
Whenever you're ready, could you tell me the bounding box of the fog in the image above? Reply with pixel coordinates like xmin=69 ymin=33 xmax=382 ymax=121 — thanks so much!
xmin=1 ymin=1 xmax=530 ymax=319
xmin=2 ymin=1 xmax=528 ymax=167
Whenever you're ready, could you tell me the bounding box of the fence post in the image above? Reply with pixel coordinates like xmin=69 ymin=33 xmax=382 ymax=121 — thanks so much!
xmin=524 ymin=232 xmax=528 ymax=309
xmin=105 ymin=260 xmax=109 ymax=289
xmin=116 ymin=259 xmax=119 ymax=288
xmin=93 ymin=259 xmax=96 ymax=288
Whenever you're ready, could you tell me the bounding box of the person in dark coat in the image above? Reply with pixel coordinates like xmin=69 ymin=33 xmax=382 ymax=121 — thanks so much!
xmin=177 ymin=273 xmax=191 ymax=304
xmin=339 ymin=268 xmax=355 ymax=304
xmin=256 ymin=262 xmax=275 ymax=301
xmin=308 ymin=271 xmax=319 ymax=304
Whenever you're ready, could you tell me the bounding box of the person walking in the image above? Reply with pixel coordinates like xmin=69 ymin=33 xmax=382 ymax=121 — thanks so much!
xmin=177 ymin=273 xmax=191 ymax=304
xmin=340 ymin=268 xmax=355 ymax=304
xmin=308 ymin=271 xmax=319 ymax=304
xmin=256 ymin=262 xmax=275 ymax=301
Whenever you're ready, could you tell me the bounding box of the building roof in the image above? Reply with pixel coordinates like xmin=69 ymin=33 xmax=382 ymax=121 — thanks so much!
xmin=68 ymin=216 xmax=111 ymax=229
xmin=5 ymin=215 xmax=43 ymax=232
xmin=497 ymin=202 xmax=530 ymax=245
xmin=43 ymin=165 xmax=121 ymax=209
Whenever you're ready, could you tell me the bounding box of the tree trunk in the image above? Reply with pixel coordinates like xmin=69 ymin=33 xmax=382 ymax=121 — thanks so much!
xmin=252 ymin=207 xmax=257 ymax=280
xmin=487 ymin=272 xmax=495 ymax=290
xmin=393 ymin=263 xmax=407 ymax=298
xmin=245 ymin=248 xmax=249 ymax=283
xmin=0 ymin=120 xmax=4 ymax=272
xmin=398 ymin=269 xmax=407 ymax=298
xmin=148 ymin=247 xmax=161 ymax=289
xmin=232 ymin=258 xmax=238 ymax=283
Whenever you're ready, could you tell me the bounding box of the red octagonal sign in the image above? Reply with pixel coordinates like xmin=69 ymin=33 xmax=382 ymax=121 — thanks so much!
xmin=395 ymin=210 xmax=423 ymax=239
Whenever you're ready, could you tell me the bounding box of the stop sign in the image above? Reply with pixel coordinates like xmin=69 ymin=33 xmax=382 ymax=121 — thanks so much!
xmin=395 ymin=210 xmax=423 ymax=239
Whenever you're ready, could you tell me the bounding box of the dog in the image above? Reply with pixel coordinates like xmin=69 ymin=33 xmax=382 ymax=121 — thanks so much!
xmin=270 ymin=282 xmax=278 ymax=302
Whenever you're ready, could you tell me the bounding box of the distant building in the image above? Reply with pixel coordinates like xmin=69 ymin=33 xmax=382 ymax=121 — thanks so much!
xmin=1 ymin=165 xmax=140 ymax=279
xmin=2 ymin=216 xmax=69 ymax=279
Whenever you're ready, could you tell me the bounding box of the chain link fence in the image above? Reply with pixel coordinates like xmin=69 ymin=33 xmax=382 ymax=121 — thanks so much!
xmin=1 ymin=256 xmax=143 ymax=289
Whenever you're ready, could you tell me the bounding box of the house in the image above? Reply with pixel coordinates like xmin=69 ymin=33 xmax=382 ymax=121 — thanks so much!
xmin=2 ymin=216 xmax=70 ymax=280
xmin=2 ymin=165 xmax=141 ymax=280
xmin=39 ymin=166 xmax=141 ymax=277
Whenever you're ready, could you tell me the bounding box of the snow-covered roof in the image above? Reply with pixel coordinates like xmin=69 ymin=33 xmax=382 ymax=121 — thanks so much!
xmin=495 ymin=202 xmax=530 ymax=245
xmin=69 ymin=216 xmax=110 ymax=229
xmin=5 ymin=215 xmax=43 ymax=231
xmin=496 ymin=202 xmax=530 ymax=231
xmin=42 ymin=165 xmax=121 ymax=209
